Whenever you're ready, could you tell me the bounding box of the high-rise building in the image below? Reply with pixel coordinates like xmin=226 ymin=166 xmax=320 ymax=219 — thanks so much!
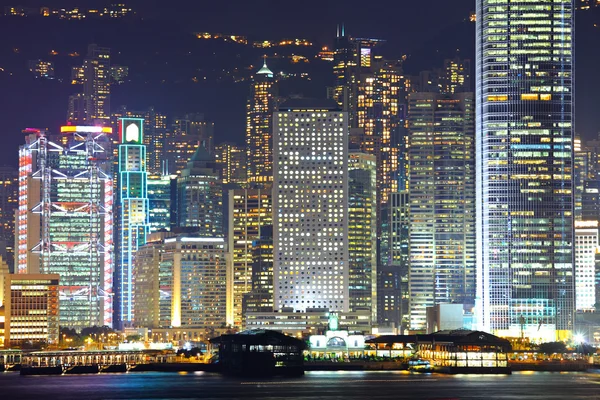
xmin=408 ymin=92 xmax=476 ymax=331
xmin=0 ymin=166 xmax=17 ymax=271
xmin=17 ymin=126 xmax=114 ymax=329
xmin=348 ymin=151 xmax=377 ymax=319
xmin=575 ymin=221 xmax=598 ymax=312
xmin=476 ymin=0 xmax=575 ymax=341
xmin=28 ymin=59 xmax=55 ymax=79
xmin=177 ymin=146 xmax=223 ymax=236
xmin=215 ymin=142 xmax=247 ymax=186
xmin=3 ymin=274 xmax=59 ymax=347
xmin=246 ymin=59 xmax=277 ymax=187
xmin=227 ymin=188 xmax=272 ymax=328
xmin=241 ymin=225 xmax=274 ymax=328
xmin=132 ymin=232 xmax=170 ymax=328
xmin=117 ymin=117 xmax=150 ymax=326
xmin=377 ymin=191 xmax=410 ymax=330
xmin=166 ymin=114 xmax=214 ymax=175
xmin=147 ymin=174 xmax=172 ymax=232
xmin=273 ymin=99 xmax=349 ymax=312
xmin=133 ymin=234 xmax=227 ymax=331
xmin=144 ymin=107 xmax=168 ymax=175
xmin=440 ymin=57 xmax=471 ymax=94
xmin=164 ymin=235 xmax=227 ymax=329
xmin=67 ymin=93 xmax=92 ymax=124
xmin=83 ymin=44 xmax=111 ymax=123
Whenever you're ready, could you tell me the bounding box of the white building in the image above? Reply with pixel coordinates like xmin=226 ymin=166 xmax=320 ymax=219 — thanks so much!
xmin=575 ymin=221 xmax=598 ymax=312
xmin=273 ymin=99 xmax=349 ymax=312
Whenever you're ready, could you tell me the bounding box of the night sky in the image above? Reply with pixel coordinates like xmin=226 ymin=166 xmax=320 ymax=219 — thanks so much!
xmin=0 ymin=0 xmax=598 ymax=167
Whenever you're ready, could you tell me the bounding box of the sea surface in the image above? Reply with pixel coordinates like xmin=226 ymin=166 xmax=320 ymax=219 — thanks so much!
xmin=3 ymin=370 xmax=600 ymax=400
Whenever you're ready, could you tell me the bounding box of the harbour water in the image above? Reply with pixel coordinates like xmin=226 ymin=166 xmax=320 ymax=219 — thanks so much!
xmin=2 ymin=370 xmax=600 ymax=399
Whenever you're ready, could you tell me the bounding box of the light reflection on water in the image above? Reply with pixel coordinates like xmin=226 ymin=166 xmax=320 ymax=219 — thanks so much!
xmin=1 ymin=370 xmax=600 ymax=399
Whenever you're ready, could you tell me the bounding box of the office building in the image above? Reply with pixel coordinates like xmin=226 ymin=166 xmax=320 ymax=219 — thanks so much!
xmin=377 ymin=191 xmax=409 ymax=330
xmin=273 ymin=99 xmax=349 ymax=312
xmin=227 ymin=188 xmax=272 ymax=327
xmin=177 ymin=146 xmax=223 ymax=236
xmin=166 ymin=114 xmax=214 ymax=175
xmin=241 ymin=225 xmax=274 ymax=328
xmin=0 ymin=166 xmax=18 ymax=271
xmin=440 ymin=57 xmax=471 ymax=94
xmin=215 ymin=142 xmax=247 ymax=185
xmin=17 ymin=126 xmax=114 ymax=329
xmin=117 ymin=117 xmax=150 ymax=325
xmin=476 ymin=0 xmax=575 ymax=341
xmin=3 ymin=274 xmax=59 ymax=347
xmin=575 ymin=221 xmax=598 ymax=312
xmin=147 ymin=174 xmax=172 ymax=232
xmin=246 ymin=59 xmax=277 ymax=186
xmin=408 ymin=92 xmax=475 ymax=331
xmin=144 ymin=107 xmax=168 ymax=175
xmin=67 ymin=93 xmax=92 ymax=124
xmin=348 ymin=151 xmax=377 ymax=319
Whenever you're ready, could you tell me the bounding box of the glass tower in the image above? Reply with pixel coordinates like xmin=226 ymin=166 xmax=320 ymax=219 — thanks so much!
xmin=476 ymin=0 xmax=575 ymax=341
xmin=117 ymin=117 xmax=150 ymax=325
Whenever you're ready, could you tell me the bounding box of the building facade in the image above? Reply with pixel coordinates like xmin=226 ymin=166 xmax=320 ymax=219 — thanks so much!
xmin=246 ymin=60 xmax=277 ymax=187
xmin=215 ymin=142 xmax=247 ymax=186
xmin=117 ymin=118 xmax=150 ymax=326
xmin=408 ymin=92 xmax=476 ymax=331
xmin=273 ymin=99 xmax=349 ymax=312
xmin=17 ymin=127 xmax=114 ymax=329
xmin=476 ymin=0 xmax=575 ymax=341
xmin=227 ymin=188 xmax=272 ymax=328
xmin=3 ymin=274 xmax=59 ymax=347
xmin=177 ymin=146 xmax=223 ymax=236
xmin=0 ymin=166 xmax=18 ymax=271
xmin=348 ymin=152 xmax=377 ymax=319
xmin=147 ymin=174 xmax=172 ymax=232
xmin=575 ymin=221 xmax=598 ymax=312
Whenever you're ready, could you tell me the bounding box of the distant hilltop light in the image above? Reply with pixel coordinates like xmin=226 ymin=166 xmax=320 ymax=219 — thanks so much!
xmin=470 ymin=11 xmax=476 ymax=22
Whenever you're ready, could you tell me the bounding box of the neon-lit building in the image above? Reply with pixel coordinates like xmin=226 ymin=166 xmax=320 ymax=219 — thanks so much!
xmin=17 ymin=126 xmax=114 ymax=329
xmin=246 ymin=59 xmax=277 ymax=187
xmin=117 ymin=117 xmax=150 ymax=326
xmin=476 ymin=0 xmax=575 ymax=341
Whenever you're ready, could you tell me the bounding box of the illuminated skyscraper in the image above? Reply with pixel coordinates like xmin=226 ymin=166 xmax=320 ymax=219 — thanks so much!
xmin=0 ymin=166 xmax=18 ymax=271
xmin=348 ymin=151 xmax=377 ymax=319
xmin=17 ymin=126 xmax=114 ymax=329
xmin=408 ymin=92 xmax=476 ymax=331
xmin=166 ymin=114 xmax=214 ymax=175
xmin=227 ymin=188 xmax=272 ymax=328
xmin=215 ymin=142 xmax=247 ymax=185
xmin=476 ymin=0 xmax=575 ymax=341
xmin=440 ymin=57 xmax=471 ymax=94
xmin=83 ymin=44 xmax=111 ymax=124
xmin=117 ymin=117 xmax=150 ymax=325
xmin=246 ymin=59 xmax=277 ymax=186
xmin=177 ymin=146 xmax=223 ymax=236
xmin=144 ymin=107 xmax=168 ymax=175
xmin=273 ymin=99 xmax=349 ymax=312
xmin=147 ymin=174 xmax=172 ymax=232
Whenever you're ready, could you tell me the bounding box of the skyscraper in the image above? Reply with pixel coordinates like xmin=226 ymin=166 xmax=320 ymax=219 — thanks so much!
xmin=177 ymin=146 xmax=223 ymax=237
xmin=0 ymin=166 xmax=18 ymax=271
xmin=476 ymin=0 xmax=575 ymax=341
xmin=117 ymin=117 xmax=150 ymax=326
xmin=348 ymin=151 xmax=377 ymax=319
xmin=246 ymin=59 xmax=277 ymax=187
xmin=273 ymin=99 xmax=349 ymax=312
xmin=408 ymin=92 xmax=476 ymax=331
xmin=166 ymin=114 xmax=214 ymax=175
xmin=147 ymin=174 xmax=172 ymax=232
xmin=83 ymin=44 xmax=111 ymax=124
xmin=215 ymin=142 xmax=247 ymax=186
xmin=17 ymin=126 xmax=114 ymax=329
xmin=227 ymin=188 xmax=272 ymax=328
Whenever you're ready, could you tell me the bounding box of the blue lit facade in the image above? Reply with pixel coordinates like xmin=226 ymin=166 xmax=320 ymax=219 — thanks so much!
xmin=117 ymin=117 xmax=150 ymax=325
